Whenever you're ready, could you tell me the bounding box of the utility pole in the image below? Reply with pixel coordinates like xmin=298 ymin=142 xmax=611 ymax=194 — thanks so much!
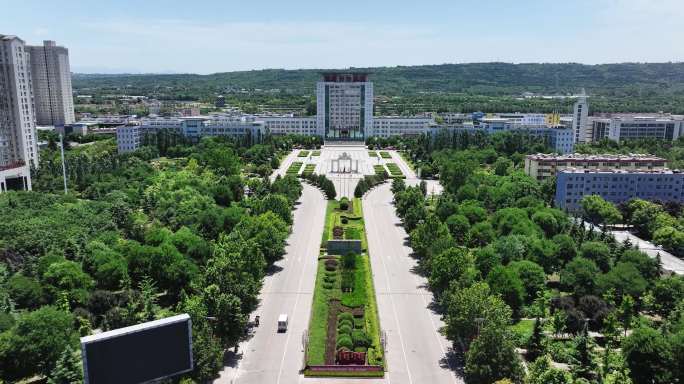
xmin=59 ymin=133 xmax=67 ymax=194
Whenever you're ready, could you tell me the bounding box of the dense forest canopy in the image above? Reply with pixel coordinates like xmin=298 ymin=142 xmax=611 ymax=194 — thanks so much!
xmin=73 ymin=62 xmax=684 ymax=97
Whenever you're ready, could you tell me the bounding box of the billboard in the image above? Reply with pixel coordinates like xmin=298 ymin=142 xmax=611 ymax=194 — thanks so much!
xmin=81 ymin=314 xmax=193 ymax=384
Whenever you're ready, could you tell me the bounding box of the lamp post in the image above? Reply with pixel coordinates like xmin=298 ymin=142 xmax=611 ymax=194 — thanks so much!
xmin=59 ymin=133 xmax=67 ymax=194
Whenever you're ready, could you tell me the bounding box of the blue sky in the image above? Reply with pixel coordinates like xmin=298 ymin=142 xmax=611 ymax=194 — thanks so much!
xmin=2 ymin=0 xmax=683 ymax=74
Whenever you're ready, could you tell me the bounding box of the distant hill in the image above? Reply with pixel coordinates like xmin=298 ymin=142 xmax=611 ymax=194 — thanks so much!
xmin=72 ymin=62 xmax=684 ymax=98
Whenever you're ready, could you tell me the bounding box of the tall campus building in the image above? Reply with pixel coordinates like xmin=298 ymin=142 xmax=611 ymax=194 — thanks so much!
xmin=0 ymin=35 xmax=38 ymax=192
xmin=573 ymin=92 xmax=589 ymax=143
xmin=27 ymin=40 xmax=75 ymax=126
xmin=316 ymin=72 xmax=373 ymax=141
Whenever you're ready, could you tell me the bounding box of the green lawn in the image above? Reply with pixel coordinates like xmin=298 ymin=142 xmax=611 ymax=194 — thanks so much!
xmin=385 ymin=163 xmax=405 ymax=178
xmin=312 ymin=150 xmax=321 ymax=156
xmin=307 ymin=258 xmax=338 ymax=365
xmin=373 ymin=164 xmax=387 ymax=177
xmin=379 ymin=151 xmax=392 ymax=159
xmin=302 ymin=164 xmax=316 ymax=176
xmin=286 ymin=161 xmax=303 ymax=175
xmin=298 ymin=150 xmax=311 ymax=157
xmin=368 ymin=151 xmax=378 ymax=158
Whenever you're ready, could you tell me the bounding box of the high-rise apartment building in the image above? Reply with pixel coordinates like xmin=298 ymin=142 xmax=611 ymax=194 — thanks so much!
xmin=0 ymin=34 xmax=38 ymax=192
xmin=27 ymin=40 xmax=75 ymax=126
xmin=573 ymin=93 xmax=589 ymax=143
xmin=316 ymin=72 xmax=373 ymax=141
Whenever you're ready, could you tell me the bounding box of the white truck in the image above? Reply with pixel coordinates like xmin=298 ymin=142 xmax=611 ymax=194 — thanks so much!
xmin=277 ymin=314 xmax=288 ymax=333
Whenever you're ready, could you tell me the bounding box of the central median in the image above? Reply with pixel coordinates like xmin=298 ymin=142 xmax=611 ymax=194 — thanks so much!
xmin=304 ymin=197 xmax=384 ymax=377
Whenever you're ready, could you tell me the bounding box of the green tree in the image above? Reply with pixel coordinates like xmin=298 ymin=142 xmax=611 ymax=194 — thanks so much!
xmin=597 ymin=262 xmax=648 ymax=300
xmin=429 ymin=247 xmax=477 ymax=297
xmin=581 ymin=195 xmax=622 ymax=226
xmin=443 ymin=282 xmax=512 ymax=350
xmin=552 ymin=234 xmax=578 ymax=265
xmin=464 ymin=325 xmax=524 ymax=384
xmin=47 ymin=345 xmax=83 ymax=384
xmin=509 ymin=260 xmax=546 ymax=303
xmin=527 ymin=355 xmax=572 ymax=384
xmin=526 ymin=318 xmax=546 ymax=361
xmin=43 ymin=260 xmax=95 ymax=306
xmin=487 ymin=265 xmax=525 ymax=317
xmin=560 ymin=257 xmax=600 ymax=298
xmin=7 ymin=274 xmax=43 ymax=309
xmin=0 ymin=306 xmax=76 ymax=380
xmin=622 ymin=326 xmax=673 ymax=384
xmin=580 ymin=241 xmax=612 ymax=272
xmin=493 ymin=157 xmax=514 ymax=176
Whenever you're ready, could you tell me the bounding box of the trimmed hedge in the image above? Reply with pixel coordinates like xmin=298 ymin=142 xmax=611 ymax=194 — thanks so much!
xmin=337 ymin=335 xmax=353 ymax=350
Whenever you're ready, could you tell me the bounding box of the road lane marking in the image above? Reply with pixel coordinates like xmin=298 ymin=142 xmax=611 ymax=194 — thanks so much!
xmin=365 ymin=192 xmax=413 ymax=384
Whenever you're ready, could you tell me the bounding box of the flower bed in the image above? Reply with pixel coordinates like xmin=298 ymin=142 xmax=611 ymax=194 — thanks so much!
xmin=305 ymin=199 xmax=384 ymax=376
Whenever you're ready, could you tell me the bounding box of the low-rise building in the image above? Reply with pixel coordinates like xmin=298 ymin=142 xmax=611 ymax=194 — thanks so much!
xmin=116 ymin=117 xmax=263 ymax=154
xmin=372 ymin=116 xmax=434 ymax=137
xmin=525 ymin=153 xmax=667 ymax=181
xmin=555 ymin=168 xmax=684 ymax=212
xmin=590 ymin=115 xmax=684 ymax=143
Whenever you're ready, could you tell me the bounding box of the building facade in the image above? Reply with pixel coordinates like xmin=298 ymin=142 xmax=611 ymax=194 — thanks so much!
xmin=0 ymin=35 xmax=38 ymax=192
xmin=590 ymin=116 xmax=684 ymax=143
xmin=573 ymin=94 xmax=589 ymax=143
xmin=556 ymin=168 xmax=684 ymax=212
xmin=525 ymin=153 xmax=667 ymax=181
xmin=116 ymin=117 xmax=263 ymax=154
xmin=27 ymin=40 xmax=75 ymax=126
xmin=316 ymin=72 xmax=373 ymax=141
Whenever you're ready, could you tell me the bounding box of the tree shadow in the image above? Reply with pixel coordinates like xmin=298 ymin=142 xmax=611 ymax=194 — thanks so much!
xmin=439 ymin=348 xmax=466 ymax=378
xmin=265 ymin=263 xmax=284 ymax=276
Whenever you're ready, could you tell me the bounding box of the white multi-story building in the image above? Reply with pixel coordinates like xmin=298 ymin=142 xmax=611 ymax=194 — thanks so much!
xmin=372 ymin=116 xmax=434 ymax=137
xmin=27 ymin=40 xmax=74 ymax=126
xmin=0 ymin=35 xmax=38 ymax=192
xmin=524 ymin=153 xmax=667 ymax=181
xmin=590 ymin=115 xmax=684 ymax=143
xmin=316 ymin=72 xmax=373 ymax=141
xmin=260 ymin=116 xmax=317 ymax=136
xmin=116 ymin=117 xmax=264 ymax=154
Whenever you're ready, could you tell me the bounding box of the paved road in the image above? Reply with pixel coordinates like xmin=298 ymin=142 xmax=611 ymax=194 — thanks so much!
xmin=582 ymin=221 xmax=684 ymax=275
xmin=215 ymin=184 xmax=326 ymax=384
xmin=363 ymin=183 xmax=463 ymax=384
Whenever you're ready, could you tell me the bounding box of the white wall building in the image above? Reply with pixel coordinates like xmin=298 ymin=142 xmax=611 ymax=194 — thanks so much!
xmin=27 ymin=40 xmax=75 ymax=126
xmin=0 ymin=34 xmax=37 ymax=192
xmin=372 ymin=117 xmax=434 ymax=137
xmin=260 ymin=116 xmax=317 ymax=136
xmin=591 ymin=115 xmax=684 ymax=143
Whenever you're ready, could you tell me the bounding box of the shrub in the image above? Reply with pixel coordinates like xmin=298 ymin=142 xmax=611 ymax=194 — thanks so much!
xmin=345 ymin=227 xmax=361 ymax=240
xmin=341 ymin=272 xmax=354 ymax=291
xmin=341 ymin=217 xmax=349 ymax=224
xmin=354 ymin=347 xmax=368 ymax=353
xmin=323 ymin=283 xmax=333 ymax=290
xmin=342 ymin=252 xmax=357 ymax=269
xmin=337 ymin=335 xmax=353 ymax=350
xmin=324 ymin=259 xmax=338 ymax=271
xmin=339 ymin=199 xmax=349 ymax=211
xmin=332 ymin=226 xmax=344 ymax=239
xmin=352 ymin=330 xmax=370 ymax=348
xmin=338 ymin=319 xmax=353 ymax=330
xmin=338 ymin=312 xmax=354 ymax=322
xmin=338 ymin=324 xmax=353 ymax=336
xmin=324 ymin=275 xmax=336 ymax=284
xmin=354 ymin=318 xmax=364 ymax=329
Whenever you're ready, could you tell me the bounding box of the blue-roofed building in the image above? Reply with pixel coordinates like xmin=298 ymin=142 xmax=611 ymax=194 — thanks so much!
xmin=555 ymin=168 xmax=684 ymax=212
